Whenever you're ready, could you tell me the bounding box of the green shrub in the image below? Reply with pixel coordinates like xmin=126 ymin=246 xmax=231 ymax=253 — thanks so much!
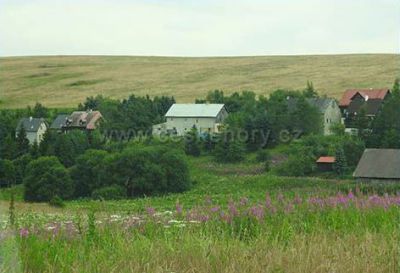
xmin=104 ymin=145 xmax=191 ymax=197
xmin=334 ymin=147 xmax=348 ymax=176
xmin=49 ymin=195 xmax=65 ymax=208
xmin=256 ymin=149 xmax=270 ymax=163
xmin=184 ymin=128 xmax=201 ymax=157
xmin=0 ymin=159 xmax=16 ymax=187
xmin=91 ymin=185 xmax=127 ymax=200
xmin=13 ymin=154 xmax=32 ymax=184
xmin=70 ymin=149 xmax=108 ymax=198
xmin=23 ymin=156 xmax=73 ymax=202
xmin=214 ymin=134 xmax=245 ymax=163
xmin=276 ymin=149 xmax=315 ymax=177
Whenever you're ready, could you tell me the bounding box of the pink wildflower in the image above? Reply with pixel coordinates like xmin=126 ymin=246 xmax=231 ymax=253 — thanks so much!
xmin=19 ymin=228 xmax=29 ymax=238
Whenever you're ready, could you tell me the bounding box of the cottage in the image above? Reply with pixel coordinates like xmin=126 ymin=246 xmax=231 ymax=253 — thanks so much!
xmin=286 ymin=97 xmax=342 ymax=135
xmin=339 ymin=88 xmax=390 ymax=129
xmin=307 ymin=98 xmax=342 ymax=135
xmin=339 ymin=88 xmax=390 ymax=114
xmin=316 ymin=156 xmax=336 ymax=172
xmin=153 ymin=104 xmax=228 ymax=136
xmin=353 ymin=149 xmax=400 ymax=182
xmin=16 ymin=117 xmax=47 ymax=144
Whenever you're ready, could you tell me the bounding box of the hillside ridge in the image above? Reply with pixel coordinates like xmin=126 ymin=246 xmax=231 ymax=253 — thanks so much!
xmin=1 ymin=54 xmax=399 ymax=108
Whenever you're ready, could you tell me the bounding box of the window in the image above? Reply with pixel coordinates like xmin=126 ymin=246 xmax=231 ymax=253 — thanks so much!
xmin=196 ymin=119 xmax=198 ymax=123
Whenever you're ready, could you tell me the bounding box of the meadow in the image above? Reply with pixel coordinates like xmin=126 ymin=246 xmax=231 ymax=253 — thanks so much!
xmin=1 ymin=54 xmax=399 ymax=108
xmin=1 ymin=156 xmax=399 ymax=273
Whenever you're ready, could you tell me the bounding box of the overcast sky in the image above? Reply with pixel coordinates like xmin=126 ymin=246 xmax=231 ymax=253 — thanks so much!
xmin=0 ymin=0 xmax=399 ymax=56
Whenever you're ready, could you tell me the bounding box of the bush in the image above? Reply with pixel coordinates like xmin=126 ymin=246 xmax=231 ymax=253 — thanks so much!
xmin=91 ymin=185 xmax=127 ymax=200
xmin=70 ymin=149 xmax=108 ymax=198
xmin=334 ymin=147 xmax=348 ymax=176
xmin=276 ymin=149 xmax=315 ymax=177
xmin=105 ymin=145 xmax=191 ymax=197
xmin=256 ymin=149 xmax=270 ymax=163
xmin=0 ymin=159 xmax=16 ymax=187
xmin=184 ymin=128 xmax=201 ymax=157
xmin=214 ymin=134 xmax=245 ymax=163
xmin=24 ymin=156 xmax=74 ymax=202
xmin=49 ymin=195 xmax=65 ymax=208
xmin=13 ymin=154 xmax=32 ymax=185
xmin=342 ymin=137 xmax=365 ymax=168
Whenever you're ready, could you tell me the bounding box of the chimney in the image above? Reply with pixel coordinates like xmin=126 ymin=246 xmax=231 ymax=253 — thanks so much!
xmin=29 ymin=116 xmax=33 ymax=121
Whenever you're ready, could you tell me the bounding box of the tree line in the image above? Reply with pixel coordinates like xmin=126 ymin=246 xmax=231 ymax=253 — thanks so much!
xmin=1 ymin=80 xmax=399 ymax=201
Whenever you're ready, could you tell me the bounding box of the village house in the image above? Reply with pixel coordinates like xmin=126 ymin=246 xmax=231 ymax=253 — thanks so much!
xmin=287 ymin=97 xmax=342 ymax=135
xmin=339 ymin=88 xmax=390 ymax=128
xmin=339 ymin=88 xmax=390 ymax=113
xmin=353 ymin=149 xmax=400 ymax=182
xmin=49 ymin=114 xmax=69 ymax=132
xmin=16 ymin=117 xmax=48 ymax=144
xmin=307 ymin=98 xmax=342 ymax=135
xmin=50 ymin=111 xmax=103 ymax=132
xmin=153 ymin=104 xmax=228 ymax=136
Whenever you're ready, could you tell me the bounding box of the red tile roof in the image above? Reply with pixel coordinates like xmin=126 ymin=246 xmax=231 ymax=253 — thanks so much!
xmin=339 ymin=88 xmax=390 ymax=107
xmin=316 ymin=156 xmax=336 ymax=164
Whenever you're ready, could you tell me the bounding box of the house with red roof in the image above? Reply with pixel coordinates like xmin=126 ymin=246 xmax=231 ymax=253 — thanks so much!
xmin=339 ymin=88 xmax=390 ymax=110
xmin=339 ymin=88 xmax=391 ymax=128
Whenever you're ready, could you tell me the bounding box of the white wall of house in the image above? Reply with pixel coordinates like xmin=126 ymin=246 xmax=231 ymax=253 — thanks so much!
xmin=25 ymin=123 xmax=47 ymax=145
xmin=323 ymin=101 xmax=342 ymax=135
xmin=165 ymin=108 xmax=227 ymax=136
xmin=36 ymin=122 xmax=47 ymax=144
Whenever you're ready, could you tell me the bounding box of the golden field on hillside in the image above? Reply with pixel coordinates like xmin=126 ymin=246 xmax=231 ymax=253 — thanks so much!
xmin=0 ymin=54 xmax=399 ymax=108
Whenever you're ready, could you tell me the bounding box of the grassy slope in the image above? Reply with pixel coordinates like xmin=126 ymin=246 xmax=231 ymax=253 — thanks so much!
xmin=1 ymin=54 xmax=399 ymax=108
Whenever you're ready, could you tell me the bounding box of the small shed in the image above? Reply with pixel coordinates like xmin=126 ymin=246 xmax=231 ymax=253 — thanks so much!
xmin=316 ymin=156 xmax=336 ymax=172
xmin=353 ymin=149 xmax=400 ymax=182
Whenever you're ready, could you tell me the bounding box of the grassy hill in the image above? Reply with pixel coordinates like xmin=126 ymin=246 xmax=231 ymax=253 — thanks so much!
xmin=0 ymin=54 xmax=399 ymax=108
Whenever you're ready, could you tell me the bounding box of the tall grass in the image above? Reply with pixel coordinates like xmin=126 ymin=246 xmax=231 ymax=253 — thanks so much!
xmin=2 ymin=192 xmax=400 ymax=272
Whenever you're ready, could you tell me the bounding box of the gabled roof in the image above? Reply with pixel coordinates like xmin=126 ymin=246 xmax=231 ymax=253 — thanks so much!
xmin=306 ymin=98 xmax=337 ymax=113
xmin=50 ymin=114 xmax=69 ymax=129
xmin=354 ymin=149 xmax=400 ymax=179
xmin=67 ymin=111 xmax=103 ymax=130
xmin=316 ymin=156 xmax=336 ymax=163
xmin=286 ymin=97 xmax=337 ymax=113
xmin=16 ymin=117 xmax=46 ymax=132
xmin=165 ymin=104 xmax=226 ymax=118
xmin=339 ymin=88 xmax=390 ymax=107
